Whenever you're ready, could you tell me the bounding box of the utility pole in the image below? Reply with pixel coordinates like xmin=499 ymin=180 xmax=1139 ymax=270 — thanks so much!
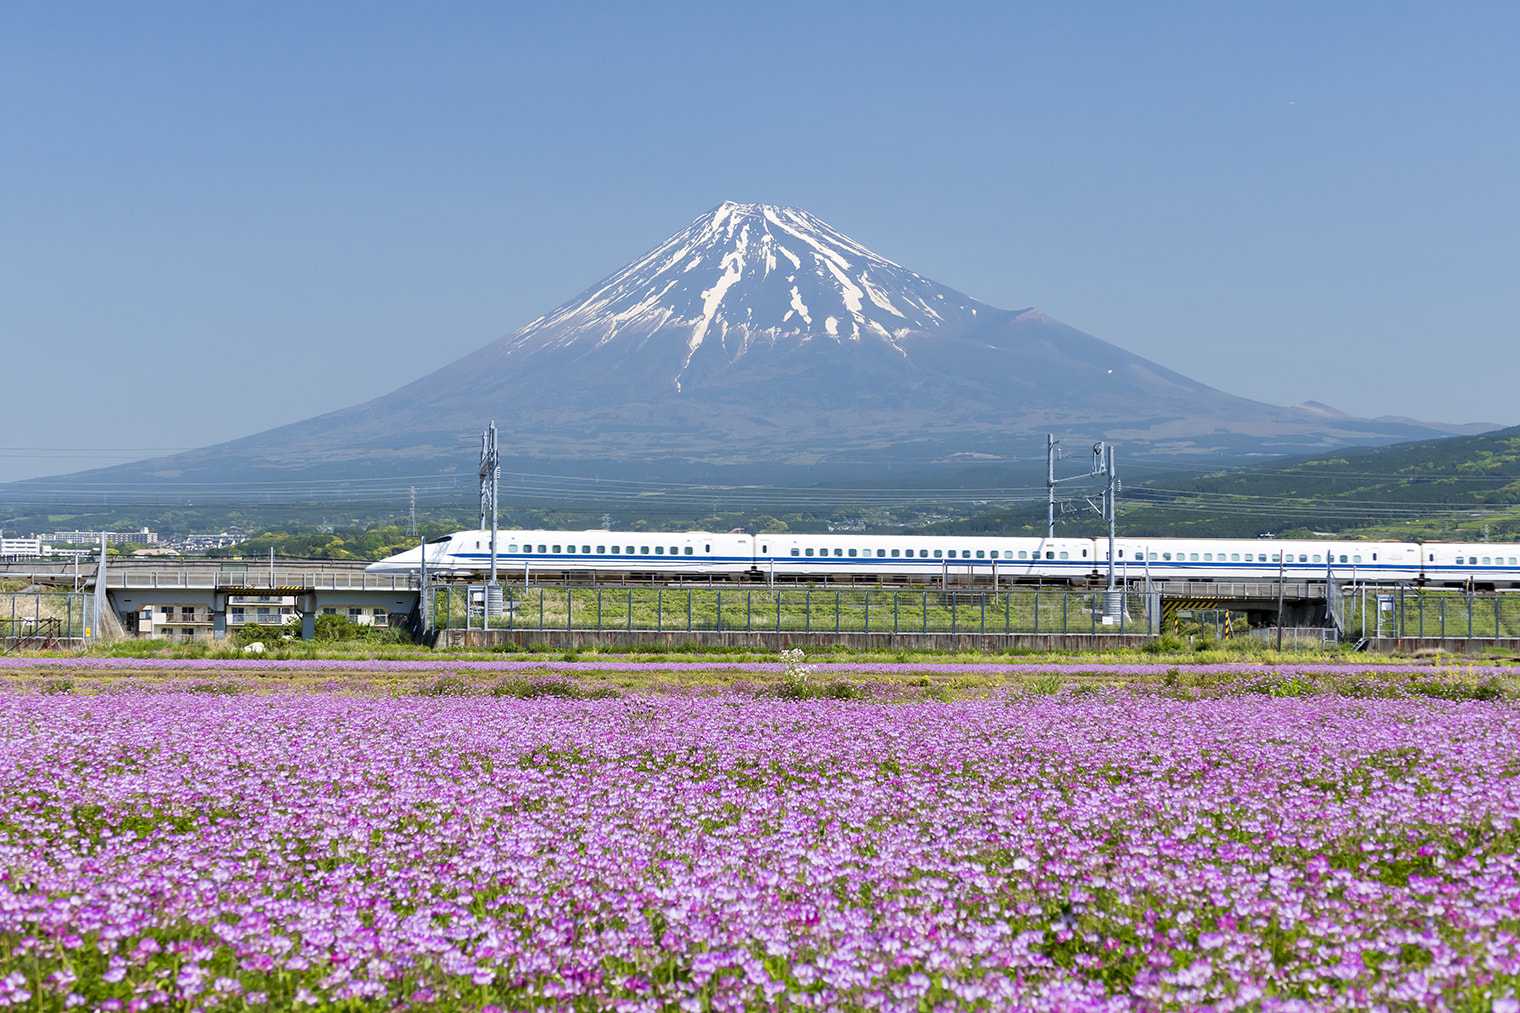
xmin=479 ymin=420 xmax=501 ymax=620
xmin=1047 ymin=434 xmax=1056 ymax=539
xmin=1276 ymin=548 xmax=1286 ymax=652
xmin=1104 ymin=443 xmax=1119 ymax=596
xmin=408 ymin=486 xmax=417 ymax=539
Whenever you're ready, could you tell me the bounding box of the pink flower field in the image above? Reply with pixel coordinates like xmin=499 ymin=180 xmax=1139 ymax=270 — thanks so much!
xmin=2 ymin=689 xmax=1518 ymax=1010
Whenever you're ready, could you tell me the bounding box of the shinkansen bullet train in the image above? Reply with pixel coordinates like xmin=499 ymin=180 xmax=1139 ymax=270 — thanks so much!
xmin=369 ymin=529 xmax=1520 ymax=587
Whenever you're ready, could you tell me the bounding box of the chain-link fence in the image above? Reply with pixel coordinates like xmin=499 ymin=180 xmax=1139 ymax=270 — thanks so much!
xmin=1 ymin=590 xmax=93 ymax=649
xmin=1340 ymin=586 xmax=1520 ymax=641
xmin=426 ymin=584 xmax=1158 ymax=637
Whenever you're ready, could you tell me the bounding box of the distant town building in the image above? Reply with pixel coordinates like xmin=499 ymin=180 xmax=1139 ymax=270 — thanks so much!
xmin=179 ymin=533 xmax=239 ymax=551
xmin=0 ymin=537 xmax=51 ymax=559
xmin=49 ymin=528 xmax=158 ymax=546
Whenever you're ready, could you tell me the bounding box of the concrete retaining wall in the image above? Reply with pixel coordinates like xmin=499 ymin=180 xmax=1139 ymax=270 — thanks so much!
xmin=1373 ymin=638 xmax=1520 ymax=655
xmin=438 ymin=629 xmax=1154 ymax=652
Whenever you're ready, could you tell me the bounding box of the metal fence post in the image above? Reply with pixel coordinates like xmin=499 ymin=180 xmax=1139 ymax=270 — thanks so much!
xmin=745 ymin=591 xmax=752 ymax=632
xmin=834 ymin=591 xmax=841 ymax=633
xmin=951 ymin=592 xmax=957 ymax=635
xmin=687 ymin=590 xmax=693 ymax=632
xmin=805 ymin=590 xmax=811 ymax=632
xmin=1496 ymin=595 xmax=1502 ymax=641
xmin=980 ymin=593 xmax=986 ymax=634
xmin=1034 ymin=590 xmax=1040 ymax=635
xmin=627 ymin=589 xmax=633 ymax=632
xmin=539 ymin=588 xmax=545 ymax=630
xmin=597 ymin=588 xmax=603 ymax=631
xmin=775 ymin=591 xmax=781 ymax=632
xmin=657 ymin=589 xmax=663 ymax=632
xmin=566 ymin=587 xmax=572 ymax=631
xmin=1004 ymin=591 xmax=1010 ymax=634
xmin=716 ymin=591 xmax=722 ymax=633
xmin=893 ymin=591 xmax=899 ymax=634
xmin=922 ymin=590 xmax=928 ymax=634
xmin=1468 ymin=593 xmax=1474 ymax=640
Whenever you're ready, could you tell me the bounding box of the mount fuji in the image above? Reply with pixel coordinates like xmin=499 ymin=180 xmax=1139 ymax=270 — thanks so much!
xmin=21 ymin=202 xmax=1494 ymax=488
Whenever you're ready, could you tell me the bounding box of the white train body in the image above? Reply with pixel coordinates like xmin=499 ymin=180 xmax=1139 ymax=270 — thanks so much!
xmin=370 ymin=529 xmax=1520 ymax=586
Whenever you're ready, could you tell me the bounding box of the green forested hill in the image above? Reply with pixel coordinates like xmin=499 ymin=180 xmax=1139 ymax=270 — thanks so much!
xmin=1117 ymin=424 xmax=1520 ymax=540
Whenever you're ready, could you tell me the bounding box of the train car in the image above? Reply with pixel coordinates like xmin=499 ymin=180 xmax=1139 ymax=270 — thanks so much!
xmin=368 ymin=529 xmax=756 ymax=577
xmin=1105 ymin=538 xmax=1424 ymax=582
xmin=1420 ymin=542 xmax=1520 ymax=589
xmin=758 ymin=533 xmax=1095 ymax=582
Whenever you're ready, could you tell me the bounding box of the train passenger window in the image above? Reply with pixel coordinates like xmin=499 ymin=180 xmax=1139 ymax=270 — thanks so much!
xmin=596 ymin=546 xmax=604 ymax=553
xmin=791 ymin=549 xmax=800 ymax=556
xmin=537 ymin=544 xmax=547 ymax=553
xmin=933 ymin=550 xmax=943 ymax=558
xmin=1510 ymin=557 xmax=1517 ymax=566
xmin=685 ymin=547 xmax=693 ymax=555
xmin=877 ymin=549 xmax=886 ymax=557
xmin=1190 ymin=553 xmax=1199 ymax=561
xmin=890 ymin=549 xmax=900 ymax=557
xmin=1312 ymin=554 xmax=1322 ymax=563
xmin=1162 ymin=553 xmax=1171 ymax=561
xmin=669 ymin=546 xmax=678 ymax=555
xmin=1203 ymin=553 xmax=1213 ymax=561
xmin=552 ymin=545 xmax=561 ymax=553
xmin=1231 ymin=553 xmax=1240 ymax=562
xmin=566 ymin=546 xmax=576 ymax=553
xmin=508 ymin=544 xmax=518 ymax=552
xmin=1338 ymin=555 xmax=1347 ymax=564
xmin=655 ymin=547 xmax=664 ymax=555
xmin=848 ymin=549 xmax=857 ymax=557
xmin=976 ymin=550 xmax=986 ymax=559
xmin=1298 ymin=554 xmax=1308 ymax=562
xmin=1354 ymin=555 xmax=1362 ymax=564
xmin=947 ymin=550 xmax=957 ymax=559
xmin=1135 ymin=551 xmax=1145 ymax=561
xmin=640 ymin=546 xmax=650 ymax=555
xmin=1059 ymin=551 xmax=1069 ymax=560
xmin=834 ymin=549 xmax=843 ymax=557
xmin=920 ymin=550 xmax=929 ymax=558
xmin=805 ymin=549 xmax=814 ymax=557
xmin=1019 ymin=551 xmax=1028 ymax=560
xmin=1046 ymin=552 xmax=1055 ymax=560
xmin=1484 ymin=557 xmax=1493 ymax=566
xmin=990 ymin=550 xmax=1000 ymax=559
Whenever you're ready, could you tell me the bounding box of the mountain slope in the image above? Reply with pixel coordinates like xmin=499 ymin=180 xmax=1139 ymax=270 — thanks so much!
xmin=12 ymin=201 xmax=1497 ymax=489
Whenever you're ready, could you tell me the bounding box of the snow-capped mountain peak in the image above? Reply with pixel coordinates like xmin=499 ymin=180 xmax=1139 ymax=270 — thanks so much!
xmin=506 ymin=202 xmax=985 ymax=389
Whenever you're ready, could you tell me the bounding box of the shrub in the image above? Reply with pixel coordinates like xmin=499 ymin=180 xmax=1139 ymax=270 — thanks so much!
xmin=416 ymin=674 xmax=471 ymax=697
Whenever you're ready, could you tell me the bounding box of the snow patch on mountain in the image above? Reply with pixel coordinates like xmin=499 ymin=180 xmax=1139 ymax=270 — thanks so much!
xmin=504 ymin=201 xmax=984 ymax=390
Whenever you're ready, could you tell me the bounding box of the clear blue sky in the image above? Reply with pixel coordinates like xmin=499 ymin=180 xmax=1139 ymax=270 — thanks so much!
xmin=2 ymin=2 xmax=1516 ymax=481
